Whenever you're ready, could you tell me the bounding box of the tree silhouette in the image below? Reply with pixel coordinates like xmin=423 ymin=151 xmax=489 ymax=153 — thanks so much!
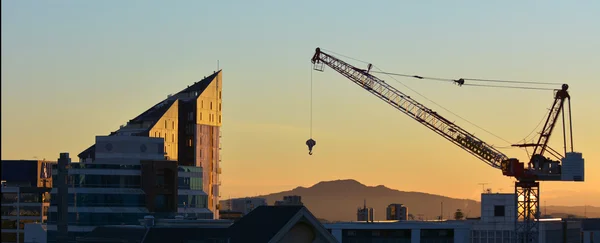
xmin=454 ymin=209 xmax=464 ymax=220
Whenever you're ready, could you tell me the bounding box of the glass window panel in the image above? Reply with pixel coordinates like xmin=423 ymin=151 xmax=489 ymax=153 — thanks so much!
xmin=2 ymin=193 xmax=18 ymax=204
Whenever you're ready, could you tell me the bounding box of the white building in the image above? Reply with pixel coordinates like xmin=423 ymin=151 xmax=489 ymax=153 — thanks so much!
xmin=325 ymin=221 xmax=471 ymax=243
xmin=469 ymin=193 xmax=516 ymax=242
xmin=325 ymin=192 xmax=583 ymax=243
xmin=468 ymin=192 xmax=582 ymax=243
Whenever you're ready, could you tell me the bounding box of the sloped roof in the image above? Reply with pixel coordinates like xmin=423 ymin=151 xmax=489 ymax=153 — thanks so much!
xmin=77 ymin=71 xmax=221 ymax=160
xmin=76 ymin=206 xmax=337 ymax=243
xmin=143 ymin=227 xmax=229 ymax=243
xmin=129 ymin=70 xmax=220 ymax=125
xmin=78 ymin=226 xmax=148 ymax=243
xmin=228 ymin=205 xmax=304 ymax=243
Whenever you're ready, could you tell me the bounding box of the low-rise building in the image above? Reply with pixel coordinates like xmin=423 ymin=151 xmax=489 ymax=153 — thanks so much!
xmin=76 ymin=206 xmax=338 ymax=243
xmin=581 ymin=218 xmax=600 ymax=243
xmin=387 ymin=204 xmax=408 ymax=221
xmin=47 ymin=136 xmax=211 ymax=243
xmin=275 ymin=195 xmax=303 ymax=206
xmin=1 ymin=160 xmax=54 ymax=243
xmin=325 ymin=220 xmax=471 ymax=243
xmin=225 ymin=197 xmax=267 ymax=215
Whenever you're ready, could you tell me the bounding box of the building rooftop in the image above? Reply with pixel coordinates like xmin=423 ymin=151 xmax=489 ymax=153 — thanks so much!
xmin=77 ymin=205 xmax=338 ymax=243
xmin=228 ymin=205 xmax=305 ymax=243
xmin=77 ymin=71 xmax=221 ymax=160
xmin=324 ymin=220 xmax=473 ymax=230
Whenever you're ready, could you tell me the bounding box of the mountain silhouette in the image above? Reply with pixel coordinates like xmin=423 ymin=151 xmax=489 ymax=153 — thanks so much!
xmin=222 ymin=179 xmax=480 ymax=221
xmin=221 ymin=179 xmax=600 ymax=222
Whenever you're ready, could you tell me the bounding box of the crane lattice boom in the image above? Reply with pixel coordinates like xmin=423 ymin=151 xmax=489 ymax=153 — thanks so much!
xmin=311 ymin=47 xmax=584 ymax=243
xmin=311 ymin=48 xmax=509 ymax=169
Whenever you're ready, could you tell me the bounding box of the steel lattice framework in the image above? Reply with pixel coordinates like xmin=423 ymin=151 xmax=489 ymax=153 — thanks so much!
xmin=311 ymin=47 xmax=578 ymax=243
xmin=515 ymin=181 xmax=540 ymax=243
xmin=312 ymin=48 xmax=508 ymax=169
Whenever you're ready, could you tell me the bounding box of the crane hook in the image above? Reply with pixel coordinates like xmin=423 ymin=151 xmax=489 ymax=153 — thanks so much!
xmin=306 ymin=138 xmax=316 ymax=155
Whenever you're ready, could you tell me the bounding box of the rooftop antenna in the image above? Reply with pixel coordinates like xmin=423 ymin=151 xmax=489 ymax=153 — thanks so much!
xmin=440 ymin=201 xmax=443 ymax=220
xmin=478 ymin=183 xmax=489 ymax=193
xmin=544 ymin=200 xmax=547 ymax=217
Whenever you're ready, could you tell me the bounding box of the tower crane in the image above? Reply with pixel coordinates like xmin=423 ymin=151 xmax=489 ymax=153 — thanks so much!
xmin=310 ymin=47 xmax=585 ymax=243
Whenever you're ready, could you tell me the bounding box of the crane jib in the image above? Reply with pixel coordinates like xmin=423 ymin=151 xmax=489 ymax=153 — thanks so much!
xmin=314 ymin=50 xmax=508 ymax=169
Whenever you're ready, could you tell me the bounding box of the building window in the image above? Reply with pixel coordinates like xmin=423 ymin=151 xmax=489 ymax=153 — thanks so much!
xmin=219 ymin=115 xmax=221 ymax=123
xmin=494 ymin=205 xmax=505 ymax=217
xmin=172 ymin=134 xmax=174 ymax=142
xmin=201 ymin=100 xmax=204 ymax=108
xmin=172 ymin=121 xmax=175 ymax=129
xmin=200 ymin=112 xmax=202 ymax=120
xmin=165 ymin=120 xmax=167 ymax=128
xmin=219 ymin=103 xmax=221 ymax=111
xmin=210 ymin=102 xmax=213 ymax=110
xmin=219 ymin=91 xmax=222 ymax=99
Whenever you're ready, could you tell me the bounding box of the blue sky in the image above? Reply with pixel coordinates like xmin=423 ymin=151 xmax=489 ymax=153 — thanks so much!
xmin=2 ymin=1 xmax=599 ymax=204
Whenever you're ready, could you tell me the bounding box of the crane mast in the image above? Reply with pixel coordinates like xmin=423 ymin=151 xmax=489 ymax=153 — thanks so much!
xmin=311 ymin=47 xmax=584 ymax=243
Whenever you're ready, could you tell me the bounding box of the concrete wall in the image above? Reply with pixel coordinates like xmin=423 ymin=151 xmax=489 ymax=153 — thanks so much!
xmin=149 ymin=100 xmax=179 ymax=161
xmin=24 ymin=223 xmax=47 ymax=243
xmin=583 ymin=230 xmax=599 ymax=243
xmin=95 ymin=136 xmax=165 ymax=161
xmin=481 ymin=193 xmax=515 ymax=223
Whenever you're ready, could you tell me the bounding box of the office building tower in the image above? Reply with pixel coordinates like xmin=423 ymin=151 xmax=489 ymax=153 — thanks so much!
xmin=77 ymin=71 xmax=223 ymax=217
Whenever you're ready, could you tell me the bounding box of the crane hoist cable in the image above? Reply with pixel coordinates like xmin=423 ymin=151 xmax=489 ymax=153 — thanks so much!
xmin=371 ymin=64 xmax=515 ymax=147
xmin=322 ymin=47 xmax=562 ymax=88
xmin=369 ymin=70 xmax=559 ymax=91
xmin=306 ymin=64 xmax=316 ymax=155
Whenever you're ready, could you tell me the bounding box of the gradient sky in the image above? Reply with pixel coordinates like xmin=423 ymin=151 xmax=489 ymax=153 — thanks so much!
xmin=2 ymin=1 xmax=599 ymax=206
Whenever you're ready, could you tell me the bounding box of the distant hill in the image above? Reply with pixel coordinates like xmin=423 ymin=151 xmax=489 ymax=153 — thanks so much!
xmin=220 ymin=179 xmax=600 ymax=222
xmin=221 ymin=179 xmax=480 ymax=221
xmin=544 ymin=205 xmax=600 ymax=219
